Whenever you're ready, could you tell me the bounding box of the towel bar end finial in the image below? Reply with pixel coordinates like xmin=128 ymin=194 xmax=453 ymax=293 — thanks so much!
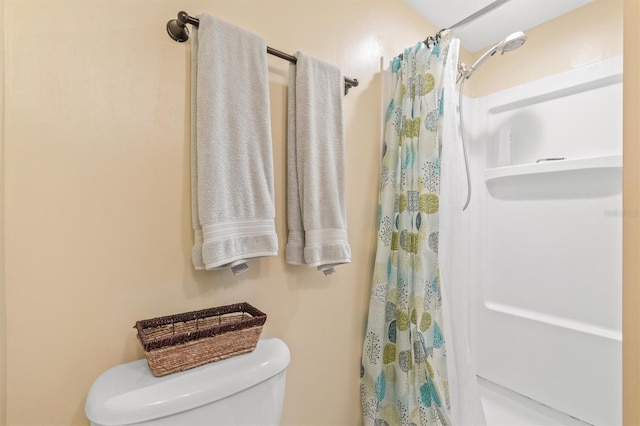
xmin=167 ymin=12 xmax=190 ymax=42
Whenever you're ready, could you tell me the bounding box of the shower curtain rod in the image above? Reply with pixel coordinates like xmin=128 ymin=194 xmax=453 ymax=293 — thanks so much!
xmin=166 ymin=11 xmax=359 ymax=93
xmin=447 ymin=0 xmax=511 ymax=30
xmin=426 ymin=0 xmax=512 ymax=45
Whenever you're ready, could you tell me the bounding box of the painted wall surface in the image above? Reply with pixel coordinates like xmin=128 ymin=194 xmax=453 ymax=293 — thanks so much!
xmin=0 ymin=0 xmax=5 ymax=423
xmin=2 ymin=1 xmax=451 ymax=425
xmin=467 ymin=0 xmax=623 ymax=98
xmin=623 ymin=1 xmax=640 ymax=424
xmin=3 ymin=0 xmax=631 ymax=424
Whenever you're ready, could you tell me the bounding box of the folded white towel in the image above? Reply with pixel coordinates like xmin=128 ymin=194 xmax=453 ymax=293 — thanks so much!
xmin=286 ymin=52 xmax=351 ymax=275
xmin=191 ymin=14 xmax=278 ymax=274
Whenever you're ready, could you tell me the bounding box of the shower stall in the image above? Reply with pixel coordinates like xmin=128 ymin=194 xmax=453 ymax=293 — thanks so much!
xmin=468 ymin=55 xmax=623 ymax=425
xmin=396 ymin=0 xmax=622 ymax=424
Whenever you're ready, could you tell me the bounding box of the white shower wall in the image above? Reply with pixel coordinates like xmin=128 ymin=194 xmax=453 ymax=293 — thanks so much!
xmin=467 ymin=56 xmax=623 ymax=426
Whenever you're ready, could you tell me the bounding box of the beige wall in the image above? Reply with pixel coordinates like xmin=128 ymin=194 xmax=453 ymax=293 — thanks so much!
xmin=0 ymin=0 xmax=5 ymax=423
xmin=467 ymin=0 xmax=623 ymax=97
xmin=2 ymin=0 xmax=632 ymax=425
xmin=624 ymin=1 xmax=640 ymax=424
xmin=2 ymin=1 xmax=445 ymax=425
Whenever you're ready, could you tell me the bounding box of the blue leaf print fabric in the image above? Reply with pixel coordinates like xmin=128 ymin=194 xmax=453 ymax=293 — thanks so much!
xmin=360 ymin=31 xmax=455 ymax=426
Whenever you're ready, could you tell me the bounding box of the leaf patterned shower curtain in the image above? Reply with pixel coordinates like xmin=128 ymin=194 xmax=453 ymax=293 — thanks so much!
xmin=361 ymin=33 xmax=454 ymax=426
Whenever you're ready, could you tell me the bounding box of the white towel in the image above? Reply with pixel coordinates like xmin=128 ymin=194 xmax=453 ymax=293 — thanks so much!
xmin=286 ymin=52 xmax=351 ymax=275
xmin=191 ymin=14 xmax=278 ymax=274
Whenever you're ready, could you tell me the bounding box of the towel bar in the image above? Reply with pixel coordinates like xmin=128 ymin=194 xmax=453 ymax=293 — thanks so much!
xmin=167 ymin=11 xmax=360 ymax=94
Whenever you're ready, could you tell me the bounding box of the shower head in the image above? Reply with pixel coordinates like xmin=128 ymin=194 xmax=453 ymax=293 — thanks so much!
xmin=464 ymin=31 xmax=527 ymax=79
xmin=502 ymin=31 xmax=527 ymax=52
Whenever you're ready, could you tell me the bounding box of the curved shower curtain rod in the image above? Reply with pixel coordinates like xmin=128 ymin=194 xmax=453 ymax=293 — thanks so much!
xmin=166 ymin=11 xmax=359 ymax=94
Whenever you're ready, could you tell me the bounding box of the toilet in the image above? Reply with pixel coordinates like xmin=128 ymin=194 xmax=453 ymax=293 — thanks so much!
xmin=85 ymin=337 xmax=290 ymax=426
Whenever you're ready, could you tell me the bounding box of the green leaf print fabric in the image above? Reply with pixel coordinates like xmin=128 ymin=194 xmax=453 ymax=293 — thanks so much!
xmin=361 ymin=33 xmax=454 ymax=426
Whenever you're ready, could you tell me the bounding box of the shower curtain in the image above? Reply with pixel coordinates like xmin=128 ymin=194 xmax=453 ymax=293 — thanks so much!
xmin=360 ymin=33 xmax=486 ymax=426
xmin=438 ymin=38 xmax=487 ymax=426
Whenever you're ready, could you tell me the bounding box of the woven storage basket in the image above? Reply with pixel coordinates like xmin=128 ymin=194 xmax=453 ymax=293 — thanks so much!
xmin=134 ymin=302 xmax=266 ymax=377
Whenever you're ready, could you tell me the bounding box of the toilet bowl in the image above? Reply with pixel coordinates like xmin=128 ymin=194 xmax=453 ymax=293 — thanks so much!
xmin=85 ymin=337 xmax=290 ymax=426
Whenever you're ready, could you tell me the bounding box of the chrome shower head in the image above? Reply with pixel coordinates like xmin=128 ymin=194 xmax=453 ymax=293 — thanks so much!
xmin=464 ymin=31 xmax=527 ymax=79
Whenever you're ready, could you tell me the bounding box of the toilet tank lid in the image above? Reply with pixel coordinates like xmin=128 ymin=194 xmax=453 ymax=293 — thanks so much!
xmin=85 ymin=337 xmax=290 ymax=426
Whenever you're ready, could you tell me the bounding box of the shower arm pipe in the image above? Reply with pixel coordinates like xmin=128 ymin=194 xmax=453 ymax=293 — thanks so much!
xmin=166 ymin=11 xmax=359 ymax=94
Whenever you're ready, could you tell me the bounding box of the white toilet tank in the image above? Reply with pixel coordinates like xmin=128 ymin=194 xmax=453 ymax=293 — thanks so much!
xmin=85 ymin=337 xmax=290 ymax=426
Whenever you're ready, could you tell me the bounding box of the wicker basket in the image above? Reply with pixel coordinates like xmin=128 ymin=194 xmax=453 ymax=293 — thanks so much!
xmin=134 ymin=302 xmax=267 ymax=377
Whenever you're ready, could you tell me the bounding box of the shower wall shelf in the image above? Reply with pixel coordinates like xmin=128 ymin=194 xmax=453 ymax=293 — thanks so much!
xmin=484 ymin=154 xmax=622 ymax=183
xmin=484 ymin=154 xmax=622 ymax=200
